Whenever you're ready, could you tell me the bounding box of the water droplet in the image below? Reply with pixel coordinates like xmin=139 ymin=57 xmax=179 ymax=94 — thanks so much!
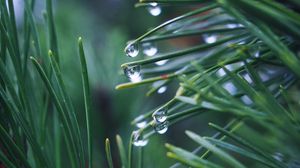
xmin=152 ymin=107 xmax=168 ymax=123
xmin=203 ymin=34 xmax=217 ymax=44
xmin=154 ymin=121 xmax=169 ymax=134
xmin=155 ymin=60 xmax=168 ymax=66
xmin=238 ymin=40 xmax=246 ymax=45
xmin=123 ymin=65 xmax=142 ymax=82
xmin=216 ymin=68 xmax=226 ymax=77
xmin=241 ymin=95 xmax=253 ymax=105
xmin=125 ymin=42 xmax=139 ymax=57
xmin=254 ymin=51 xmax=260 ymax=57
xmin=273 ymin=152 xmax=285 ymax=162
xmin=237 ymin=24 xmax=244 ymax=27
xmin=249 ymin=46 xmax=260 ymax=58
xmin=157 ymin=86 xmax=167 ymax=94
xmin=222 ymin=82 xmax=237 ymax=95
xmin=227 ymin=24 xmax=238 ymax=29
xmin=142 ymin=43 xmax=158 ymax=56
xmin=136 ymin=120 xmax=147 ymax=128
xmin=147 ymin=3 xmax=161 ymax=16
xmin=132 ymin=130 xmax=148 ymax=147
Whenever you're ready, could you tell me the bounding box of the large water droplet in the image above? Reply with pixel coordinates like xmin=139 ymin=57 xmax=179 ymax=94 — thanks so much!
xmin=203 ymin=34 xmax=217 ymax=44
xmin=123 ymin=65 xmax=142 ymax=82
xmin=155 ymin=60 xmax=168 ymax=66
xmin=147 ymin=3 xmax=161 ymax=16
xmin=125 ymin=42 xmax=139 ymax=57
xmin=132 ymin=130 xmax=148 ymax=147
xmin=142 ymin=43 xmax=158 ymax=56
xmin=154 ymin=121 xmax=169 ymax=134
xmin=152 ymin=107 xmax=168 ymax=123
xmin=157 ymin=86 xmax=167 ymax=94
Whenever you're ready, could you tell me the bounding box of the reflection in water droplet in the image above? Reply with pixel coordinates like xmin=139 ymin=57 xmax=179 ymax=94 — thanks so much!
xmin=123 ymin=65 xmax=142 ymax=82
xmin=152 ymin=107 xmax=168 ymax=123
xmin=227 ymin=24 xmax=238 ymax=29
xmin=155 ymin=60 xmax=168 ymax=66
xmin=132 ymin=130 xmax=148 ymax=147
xmin=125 ymin=42 xmax=139 ymax=57
xmin=142 ymin=43 xmax=158 ymax=56
xmin=203 ymin=34 xmax=217 ymax=44
xmin=157 ymin=86 xmax=167 ymax=94
xmin=148 ymin=3 xmax=161 ymax=16
xmin=136 ymin=120 xmax=147 ymax=128
xmin=154 ymin=121 xmax=169 ymax=134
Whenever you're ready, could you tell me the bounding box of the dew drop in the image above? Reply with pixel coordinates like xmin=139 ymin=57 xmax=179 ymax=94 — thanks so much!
xmin=249 ymin=46 xmax=260 ymax=58
xmin=216 ymin=68 xmax=226 ymax=77
xmin=250 ymin=47 xmax=260 ymax=58
xmin=241 ymin=95 xmax=253 ymax=105
xmin=154 ymin=121 xmax=169 ymax=134
xmin=238 ymin=24 xmax=244 ymax=27
xmin=147 ymin=3 xmax=161 ymax=16
xmin=132 ymin=130 xmax=148 ymax=147
xmin=155 ymin=60 xmax=168 ymax=66
xmin=152 ymin=107 xmax=168 ymax=123
xmin=238 ymin=40 xmax=246 ymax=45
xmin=254 ymin=51 xmax=260 ymax=57
xmin=136 ymin=120 xmax=147 ymax=128
xmin=142 ymin=43 xmax=158 ymax=56
xmin=123 ymin=65 xmax=142 ymax=82
xmin=222 ymin=82 xmax=237 ymax=95
xmin=272 ymin=152 xmax=285 ymax=162
xmin=227 ymin=23 xmax=238 ymax=29
xmin=157 ymin=86 xmax=167 ymax=94
xmin=203 ymin=34 xmax=217 ymax=44
xmin=125 ymin=42 xmax=139 ymax=57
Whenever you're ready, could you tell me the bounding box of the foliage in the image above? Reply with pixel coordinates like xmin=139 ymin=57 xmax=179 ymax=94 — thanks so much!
xmin=110 ymin=0 xmax=300 ymax=167
xmin=1 ymin=0 xmax=300 ymax=168
xmin=0 ymin=0 xmax=93 ymax=167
